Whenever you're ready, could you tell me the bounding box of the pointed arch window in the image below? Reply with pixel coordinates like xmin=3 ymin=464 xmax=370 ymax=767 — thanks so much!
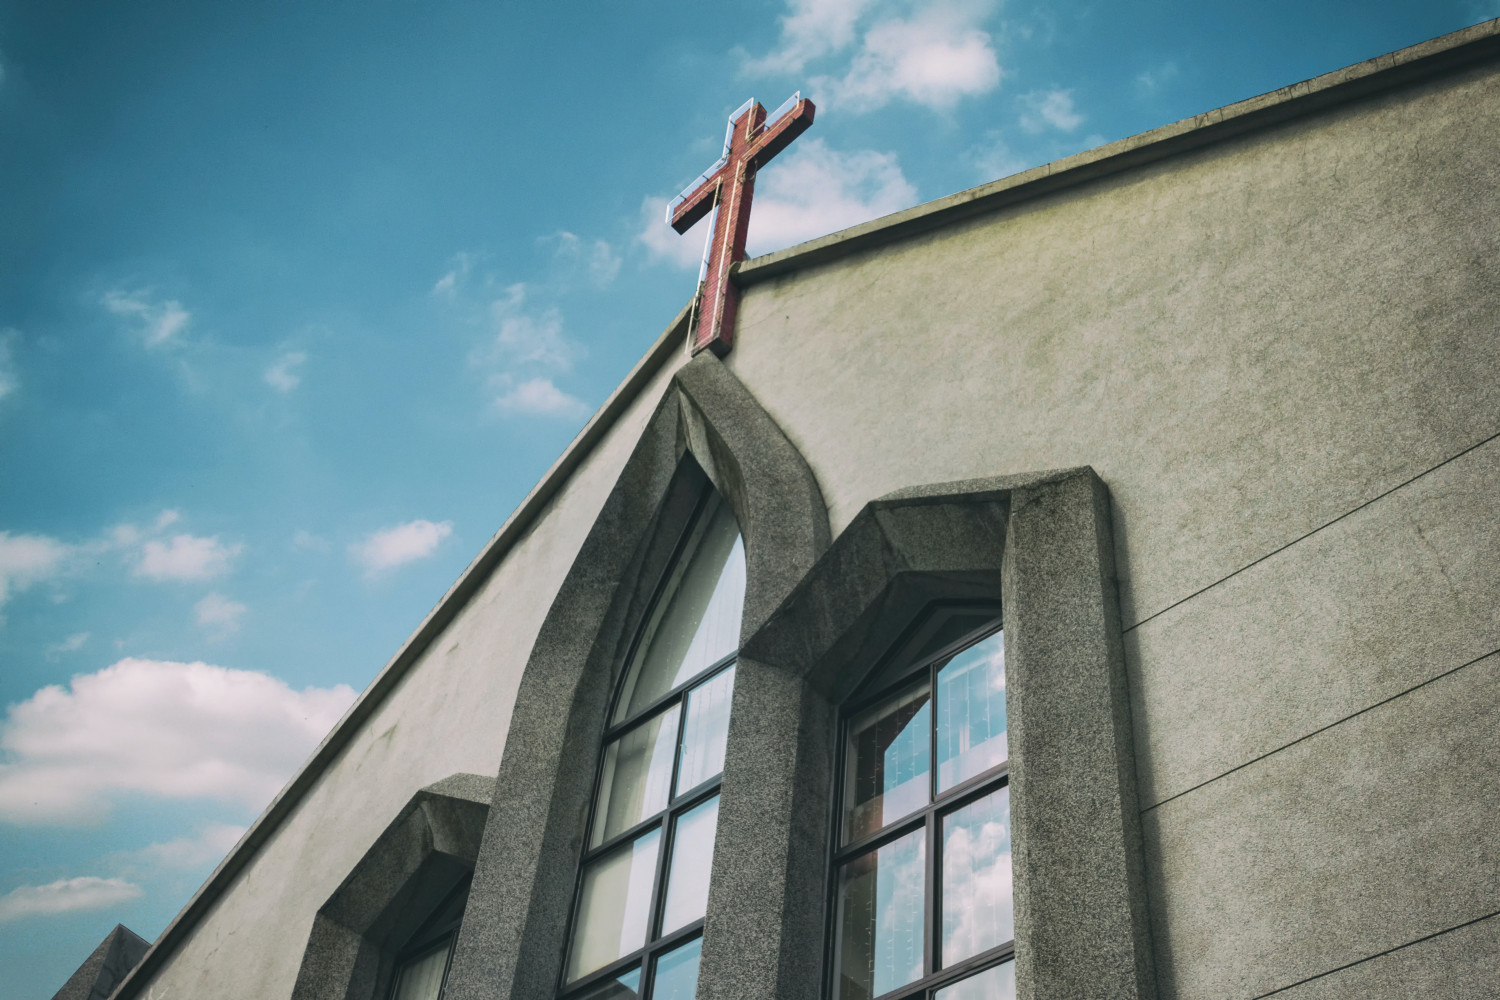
xmin=831 ymin=607 xmax=1015 ymax=1000
xmin=561 ymin=490 xmax=746 ymax=1000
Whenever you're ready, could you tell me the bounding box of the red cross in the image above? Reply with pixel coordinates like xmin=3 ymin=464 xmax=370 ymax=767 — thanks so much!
xmin=668 ymin=94 xmax=815 ymax=357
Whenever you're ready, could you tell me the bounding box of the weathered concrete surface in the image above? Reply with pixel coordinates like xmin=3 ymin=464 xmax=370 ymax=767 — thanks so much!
xmin=728 ymin=58 xmax=1500 ymax=629
xmin=1128 ymin=434 xmax=1500 ymax=806
xmin=445 ymin=355 xmax=828 ymax=1000
xmin=1270 ymin=912 xmax=1500 ymax=999
xmin=1142 ymin=650 xmax=1500 ymax=1000
xmin=51 ymin=924 xmax=149 ymax=1000
xmin=130 ymin=354 xmax=686 ymax=1000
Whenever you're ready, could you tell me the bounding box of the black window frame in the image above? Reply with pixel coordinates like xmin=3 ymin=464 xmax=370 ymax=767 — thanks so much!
xmin=826 ymin=603 xmax=1013 ymax=1000
xmin=387 ymin=876 xmax=471 ymax=1000
xmin=558 ymin=489 xmax=742 ymax=1000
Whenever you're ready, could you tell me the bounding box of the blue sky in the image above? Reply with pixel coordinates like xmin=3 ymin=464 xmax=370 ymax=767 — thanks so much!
xmin=1 ymin=0 xmax=1494 ymax=994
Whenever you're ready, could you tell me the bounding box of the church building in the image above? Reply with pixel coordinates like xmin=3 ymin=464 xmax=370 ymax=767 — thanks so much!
xmin=55 ymin=18 xmax=1500 ymax=1000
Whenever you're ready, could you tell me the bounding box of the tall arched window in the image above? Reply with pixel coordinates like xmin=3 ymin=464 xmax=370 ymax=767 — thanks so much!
xmin=561 ymin=490 xmax=746 ymax=1000
xmin=830 ymin=607 xmax=1014 ymax=1000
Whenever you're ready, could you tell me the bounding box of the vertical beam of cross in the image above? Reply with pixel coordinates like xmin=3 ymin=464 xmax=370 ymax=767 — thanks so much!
xmin=668 ymin=94 xmax=815 ymax=357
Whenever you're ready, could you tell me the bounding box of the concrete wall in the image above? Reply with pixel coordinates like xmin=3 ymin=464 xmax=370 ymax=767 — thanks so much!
xmin=135 ymin=39 xmax=1500 ymax=1000
xmin=724 ymin=57 xmax=1500 ymax=999
xmin=132 ymin=355 xmax=686 ymax=1000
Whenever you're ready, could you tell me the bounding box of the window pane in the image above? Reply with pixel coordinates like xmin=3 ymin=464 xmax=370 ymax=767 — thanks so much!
xmin=568 ymin=830 xmax=662 ymax=981
xmin=594 ymin=707 xmax=680 ymax=847
xmin=844 ymin=684 xmax=930 ymax=843
xmin=936 ymin=631 xmax=1006 ymax=792
xmin=676 ymin=666 xmax=735 ymax=794
xmin=941 ymin=786 xmax=1013 ymax=966
xmin=391 ymin=941 xmax=450 ymax=1000
xmin=615 ymin=499 xmax=745 ymax=723
xmin=933 ymin=961 xmax=1016 ymax=1000
xmin=572 ymin=967 xmax=642 ymax=1000
xmin=660 ymin=795 xmax=719 ymax=935
xmin=650 ymin=937 xmax=703 ymax=1000
xmin=835 ymin=827 xmax=925 ymax=1000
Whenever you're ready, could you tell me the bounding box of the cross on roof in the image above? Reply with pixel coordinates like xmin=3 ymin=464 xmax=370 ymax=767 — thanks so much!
xmin=668 ymin=94 xmax=815 ymax=357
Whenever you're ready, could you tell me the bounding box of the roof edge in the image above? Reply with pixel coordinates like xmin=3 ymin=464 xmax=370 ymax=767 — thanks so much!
xmin=736 ymin=17 xmax=1500 ymax=285
xmin=109 ymin=302 xmax=691 ymax=1000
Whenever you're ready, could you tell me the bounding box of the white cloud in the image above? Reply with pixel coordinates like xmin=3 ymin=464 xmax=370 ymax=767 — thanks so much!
xmin=351 ymin=519 xmax=453 ymax=577
xmin=264 ymin=351 xmax=307 ymax=393
xmin=122 ymin=822 xmax=246 ymax=871
xmin=103 ymin=289 xmax=191 ymax=347
xmin=0 ymin=532 xmax=71 ymax=607
xmin=136 ymin=533 xmax=242 ymax=582
xmin=492 ymin=376 xmax=591 ymax=419
xmin=819 ymin=1 xmax=1002 ymax=112
xmin=0 ymin=328 xmax=19 ymax=402
xmin=0 ymin=658 xmax=356 ymax=824
xmin=0 ymin=877 xmax=142 ymax=921
xmin=1018 ymin=88 xmax=1084 ymax=133
xmin=638 ymin=197 xmax=712 ymax=270
xmin=747 ymin=0 xmax=1001 ymax=112
xmin=743 ymin=0 xmax=877 ymax=75
xmin=747 ymin=138 xmax=920 ymax=254
xmin=194 ymin=593 xmax=247 ymax=635
xmin=153 ymin=509 xmax=181 ymax=531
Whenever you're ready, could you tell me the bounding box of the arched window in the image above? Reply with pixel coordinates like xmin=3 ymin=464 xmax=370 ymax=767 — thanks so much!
xmin=561 ymin=490 xmax=746 ymax=1000
xmin=831 ymin=607 xmax=1014 ymax=1000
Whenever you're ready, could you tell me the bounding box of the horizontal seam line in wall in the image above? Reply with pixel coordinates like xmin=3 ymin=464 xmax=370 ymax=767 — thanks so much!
xmin=1122 ymin=427 xmax=1500 ymax=635
xmin=1141 ymin=643 xmax=1500 ymax=812
xmin=1249 ymin=907 xmax=1500 ymax=998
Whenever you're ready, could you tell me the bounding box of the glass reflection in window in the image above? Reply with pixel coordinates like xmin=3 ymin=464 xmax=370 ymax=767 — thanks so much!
xmin=844 ymin=684 xmax=930 ymax=844
xmin=563 ymin=489 xmax=743 ymax=1000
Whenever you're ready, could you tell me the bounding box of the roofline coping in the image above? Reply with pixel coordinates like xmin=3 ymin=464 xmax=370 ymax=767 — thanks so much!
xmin=735 ymin=16 xmax=1500 ymax=285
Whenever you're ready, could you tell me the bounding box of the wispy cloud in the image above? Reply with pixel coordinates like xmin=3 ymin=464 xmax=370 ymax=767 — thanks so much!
xmin=0 ymin=877 xmax=142 ymax=921
xmin=967 ymin=132 xmax=1033 ymax=181
xmin=194 ymin=593 xmax=247 ymax=636
xmin=0 ymin=532 xmax=72 ymax=609
xmin=350 ymin=519 xmax=453 ymax=578
xmin=746 ymin=0 xmax=1002 ymax=112
xmin=1018 ymin=88 xmax=1083 ymax=133
xmin=264 ymin=351 xmax=307 ymax=393
xmin=136 ymin=533 xmax=242 ymax=582
xmin=542 ymin=231 xmax=621 ymax=288
xmin=434 ymin=256 xmax=592 ymax=419
xmin=743 ymin=0 xmax=876 ymax=76
xmin=103 ymin=289 xmax=191 ymax=348
xmin=431 ymin=251 xmax=480 ymax=299
xmin=0 ymin=328 xmax=19 ymax=402
xmin=46 ymin=632 xmax=91 ymax=660
xmin=1135 ymin=61 xmax=1180 ymax=96
xmin=492 ymin=376 xmax=591 ymax=419
xmin=481 ymin=283 xmax=584 ymax=371
xmin=0 ymin=658 xmax=354 ymax=823
xmin=118 ymin=823 xmax=247 ymax=872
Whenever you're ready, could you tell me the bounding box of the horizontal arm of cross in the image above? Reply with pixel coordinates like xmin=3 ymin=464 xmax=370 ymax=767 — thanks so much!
xmin=747 ymin=98 xmax=815 ymax=171
xmin=669 ymin=171 xmax=722 ymax=234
